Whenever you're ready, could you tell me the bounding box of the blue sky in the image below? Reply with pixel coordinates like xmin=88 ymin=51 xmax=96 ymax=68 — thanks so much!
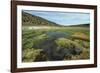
xmin=23 ymin=10 xmax=90 ymax=26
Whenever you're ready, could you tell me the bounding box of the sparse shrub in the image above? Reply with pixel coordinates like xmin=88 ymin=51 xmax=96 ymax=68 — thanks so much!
xmin=71 ymin=32 xmax=89 ymax=41
xmin=74 ymin=39 xmax=90 ymax=49
xmin=79 ymin=48 xmax=90 ymax=59
xmin=82 ymin=41 xmax=90 ymax=48
xmin=32 ymin=34 xmax=48 ymax=47
xmin=34 ymin=51 xmax=48 ymax=61
xmin=64 ymin=55 xmax=72 ymax=60
xmin=55 ymin=38 xmax=82 ymax=49
xmin=22 ymin=39 xmax=33 ymax=50
xmin=74 ymin=39 xmax=80 ymax=43
xmin=22 ymin=48 xmax=43 ymax=62
xmin=55 ymin=38 xmax=70 ymax=47
xmin=55 ymin=38 xmax=84 ymax=60
xmin=70 ymin=55 xmax=80 ymax=60
xmin=70 ymin=48 xmax=90 ymax=60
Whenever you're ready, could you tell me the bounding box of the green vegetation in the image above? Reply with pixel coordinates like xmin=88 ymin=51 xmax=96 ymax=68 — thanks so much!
xmin=71 ymin=32 xmax=89 ymax=41
xmin=22 ymin=27 xmax=90 ymax=62
xmin=22 ymin=48 xmax=42 ymax=62
xmin=22 ymin=11 xmax=90 ymax=62
xmin=55 ymin=38 xmax=82 ymax=49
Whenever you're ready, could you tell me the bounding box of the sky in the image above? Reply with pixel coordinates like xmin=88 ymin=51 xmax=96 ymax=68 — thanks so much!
xmin=23 ymin=10 xmax=90 ymax=26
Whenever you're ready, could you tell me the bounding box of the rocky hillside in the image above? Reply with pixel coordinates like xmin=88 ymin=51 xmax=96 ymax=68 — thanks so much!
xmin=22 ymin=11 xmax=60 ymax=26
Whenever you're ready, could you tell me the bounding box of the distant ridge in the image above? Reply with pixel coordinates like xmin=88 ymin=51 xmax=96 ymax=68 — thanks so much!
xmin=68 ymin=24 xmax=90 ymax=27
xmin=22 ymin=11 xmax=60 ymax=26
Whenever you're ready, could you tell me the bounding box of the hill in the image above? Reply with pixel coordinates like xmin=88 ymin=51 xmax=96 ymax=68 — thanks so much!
xmin=22 ymin=11 xmax=60 ymax=26
xmin=68 ymin=24 xmax=90 ymax=27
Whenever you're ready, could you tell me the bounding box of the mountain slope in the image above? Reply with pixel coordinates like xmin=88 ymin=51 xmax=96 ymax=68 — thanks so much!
xmin=22 ymin=11 xmax=60 ymax=26
xmin=69 ymin=24 xmax=90 ymax=27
